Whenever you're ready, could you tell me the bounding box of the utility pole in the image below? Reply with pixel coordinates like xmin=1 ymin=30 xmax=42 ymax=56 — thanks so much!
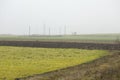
xmin=29 ymin=25 xmax=31 ymax=36
xmin=49 ymin=27 xmax=51 ymax=36
xmin=43 ymin=24 xmax=46 ymax=36
xmin=59 ymin=27 xmax=61 ymax=35
xmin=64 ymin=25 xmax=66 ymax=35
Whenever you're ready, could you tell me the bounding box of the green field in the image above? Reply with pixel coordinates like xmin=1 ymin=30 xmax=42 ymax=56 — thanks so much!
xmin=0 ymin=33 xmax=120 ymax=43
xmin=0 ymin=46 xmax=109 ymax=80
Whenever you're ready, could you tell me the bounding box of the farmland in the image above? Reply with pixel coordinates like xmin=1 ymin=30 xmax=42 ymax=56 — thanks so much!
xmin=0 ymin=0 xmax=120 ymax=80
xmin=0 ymin=41 xmax=119 ymax=50
xmin=0 ymin=33 xmax=120 ymax=43
xmin=0 ymin=33 xmax=119 ymax=80
xmin=0 ymin=46 xmax=109 ymax=80
xmin=19 ymin=50 xmax=120 ymax=80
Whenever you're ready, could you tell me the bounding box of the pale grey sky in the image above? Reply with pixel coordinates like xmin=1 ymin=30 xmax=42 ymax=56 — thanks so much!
xmin=0 ymin=0 xmax=120 ymax=35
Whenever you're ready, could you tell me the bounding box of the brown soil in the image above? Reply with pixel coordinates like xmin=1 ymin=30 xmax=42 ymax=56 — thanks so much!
xmin=0 ymin=41 xmax=120 ymax=50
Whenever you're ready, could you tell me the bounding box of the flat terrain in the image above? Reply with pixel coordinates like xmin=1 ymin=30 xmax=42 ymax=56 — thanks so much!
xmin=18 ymin=50 xmax=120 ymax=80
xmin=0 ymin=41 xmax=119 ymax=50
xmin=0 ymin=33 xmax=120 ymax=43
xmin=0 ymin=46 xmax=109 ymax=80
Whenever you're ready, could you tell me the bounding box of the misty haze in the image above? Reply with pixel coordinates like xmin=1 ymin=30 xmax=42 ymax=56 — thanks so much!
xmin=0 ymin=0 xmax=120 ymax=35
xmin=0 ymin=0 xmax=120 ymax=80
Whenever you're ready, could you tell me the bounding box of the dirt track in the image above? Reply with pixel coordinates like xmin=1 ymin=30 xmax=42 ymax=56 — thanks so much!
xmin=0 ymin=41 xmax=120 ymax=50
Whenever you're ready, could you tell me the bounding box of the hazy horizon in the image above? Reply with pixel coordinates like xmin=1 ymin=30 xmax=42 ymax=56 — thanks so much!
xmin=0 ymin=0 xmax=120 ymax=35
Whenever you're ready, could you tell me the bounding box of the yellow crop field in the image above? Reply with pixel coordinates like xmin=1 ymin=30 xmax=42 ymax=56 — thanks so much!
xmin=0 ymin=46 xmax=109 ymax=80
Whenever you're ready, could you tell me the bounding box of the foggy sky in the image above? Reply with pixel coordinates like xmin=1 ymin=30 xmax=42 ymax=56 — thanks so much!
xmin=0 ymin=0 xmax=120 ymax=35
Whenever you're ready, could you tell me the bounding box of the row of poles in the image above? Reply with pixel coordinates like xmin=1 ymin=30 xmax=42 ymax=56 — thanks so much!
xmin=28 ymin=24 xmax=67 ymax=36
xmin=28 ymin=25 xmax=120 ymax=43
